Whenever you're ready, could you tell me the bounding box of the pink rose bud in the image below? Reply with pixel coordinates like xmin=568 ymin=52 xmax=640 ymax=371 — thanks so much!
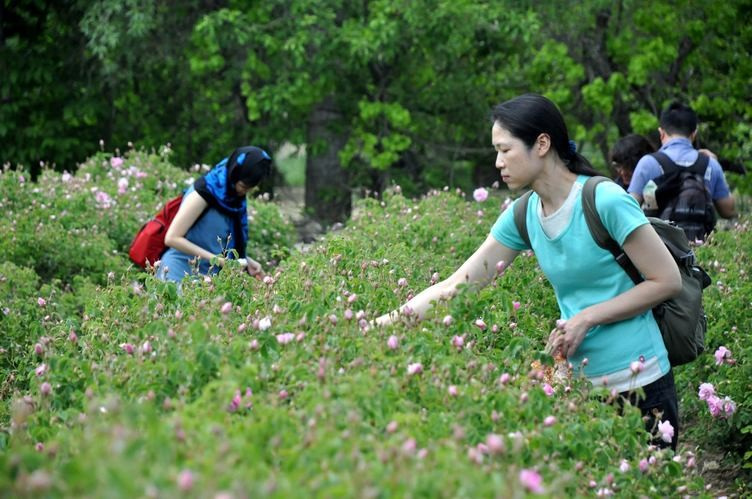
xmin=68 ymin=330 xmax=78 ymax=343
xmin=141 ymin=341 xmax=152 ymax=354
xmin=512 ymin=301 xmax=521 ymax=310
xmin=639 ymin=459 xmax=649 ymax=473
xmin=34 ymin=343 xmax=44 ymax=356
xmin=347 ymin=294 xmax=357 ymax=303
xmin=407 ymin=362 xmax=423 ymax=376
xmin=543 ymin=415 xmax=557 ymax=427
xmin=120 ymin=343 xmax=134 ymax=355
xmin=177 ymin=470 xmax=194 ymax=491
xmin=355 ymin=310 xmax=366 ymax=321
xmin=495 ymin=260 xmax=506 ymax=274
xmin=442 ymin=315 xmax=453 ymax=326
xmin=397 ymin=277 xmax=408 ymax=288
xmin=249 ymin=339 xmax=260 ymax=350
xmin=387 ymin=335 xmax=399 ymax=350
xmin=474 ymin=319 xmax=487 ymax=330
xmin=499 ymin=373 xmax=511 ymax=385
xmin=237 ymin=323 xmax=247 ymax=333
xmin=344 ymin=309 xmax=354 ymax=320
xmin=451 ymin=335 xmax=464 ymax=350
xmin=40 ymin=382 xmax=52 ymax=396
xmin=220 ymin=301 xmax=233 ymax=314
xmin=486 ymin=434 xmax=505 ymax=454
xmin=402 ymin=438 xmax=416 ymax=455
xmin=37 ymin=297 xmax=46 ymax=307
xmin=448 ymin=385 xmax=458 ymax=397
xmin=175 ymin=310 xmax=183 ymax=319
xmin=386 ymin=421 xmax=398 ymax=433
xmin=328 ymin=314 xmax=338 ymax=325
xmin=630 ymin=360 xmax=644 ymax=374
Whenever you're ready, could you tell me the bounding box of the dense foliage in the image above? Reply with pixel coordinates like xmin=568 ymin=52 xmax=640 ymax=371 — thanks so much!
xmin=2 ymin=1 xmax=751 ymax=222
xmin=1 ymin=150 xmax=750 ymax=496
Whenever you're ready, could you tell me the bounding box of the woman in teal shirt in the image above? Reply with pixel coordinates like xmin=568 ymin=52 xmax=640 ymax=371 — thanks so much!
xmin=376 ymin=94 xmax=683 ymax=450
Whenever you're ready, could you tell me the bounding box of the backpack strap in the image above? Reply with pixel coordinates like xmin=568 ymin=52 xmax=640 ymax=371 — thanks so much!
xmin=652 ymin=152 xmax=679 ymax=175
xmin=687 ymin=153 xmax=710 ymax=175
xmin=512 ymin=190 xmax=534 ymax=249
xmin=581 ymin=176 xmax=643 ymax=285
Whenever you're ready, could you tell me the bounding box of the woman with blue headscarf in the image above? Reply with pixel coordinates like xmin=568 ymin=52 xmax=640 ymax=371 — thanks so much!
xmin=157 ymin=146 xmax=272 ymax=283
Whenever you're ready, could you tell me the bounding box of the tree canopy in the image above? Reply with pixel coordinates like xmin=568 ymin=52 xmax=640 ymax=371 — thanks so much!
xmin=2 ymin=0 xmax=750 ymax=223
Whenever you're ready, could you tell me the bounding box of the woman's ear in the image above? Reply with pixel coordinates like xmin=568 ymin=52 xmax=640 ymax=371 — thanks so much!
xmin=536 ymin=133 xmax=552 ymax=156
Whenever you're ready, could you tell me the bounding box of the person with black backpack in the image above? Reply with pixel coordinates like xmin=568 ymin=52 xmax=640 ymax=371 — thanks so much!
xmin=156 ymin=146 xmax=272 ymax=283
xmin=376 ymin=94 xmax=685 ymax=450
xmin=627 ymin=101 xmax=736 ymax=241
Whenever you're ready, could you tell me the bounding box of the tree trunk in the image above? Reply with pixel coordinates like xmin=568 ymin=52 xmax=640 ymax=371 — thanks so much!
xmin=305 ymin=97 xmax=351 ymax=225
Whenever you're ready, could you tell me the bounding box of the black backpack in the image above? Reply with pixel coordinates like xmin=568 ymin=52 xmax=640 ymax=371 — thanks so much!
xmin=513 ymin=176 xmax=712 ymax=366
xmin=651 ymin=152 xmax=716 ymax=242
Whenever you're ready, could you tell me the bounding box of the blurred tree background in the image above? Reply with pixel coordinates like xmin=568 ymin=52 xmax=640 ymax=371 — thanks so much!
xmin=2 ymin=0 xmax=750 ymax=224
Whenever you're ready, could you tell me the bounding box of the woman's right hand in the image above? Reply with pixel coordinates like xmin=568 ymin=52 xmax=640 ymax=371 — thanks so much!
xmin=246 ymin=258 xmax=264 ymax=278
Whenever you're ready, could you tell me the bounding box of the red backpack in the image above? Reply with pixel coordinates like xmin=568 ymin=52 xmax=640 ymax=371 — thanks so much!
xmin=128 ymin=195 xmax=184 ymax=269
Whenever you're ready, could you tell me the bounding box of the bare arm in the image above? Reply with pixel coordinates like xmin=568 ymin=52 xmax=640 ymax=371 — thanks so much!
xmin=375 ymin=235 xmax=520 ymax=326
xmin=549 ymin=223 xmax=683 ymax=358
xmin=714 ymin=195 xmax=737 ymax=219
xmin=163 ymin=191 xmax=221 ymax=264
xmin=630 ymin=192 xmax=643 ymax=204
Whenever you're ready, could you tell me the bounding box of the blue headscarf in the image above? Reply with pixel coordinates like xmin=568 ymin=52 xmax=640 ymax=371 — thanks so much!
xmin=193 ymin=146 xmax=272 ymax=258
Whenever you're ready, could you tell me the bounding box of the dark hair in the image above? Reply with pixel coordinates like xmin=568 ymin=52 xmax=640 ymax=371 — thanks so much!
xmin=227 ymin=146 xmax=272 ymax=190
xmin=659 ymin=101 xmax=698 ymax=137
xmin=491 ymin=93 xmax=599 ymax=176
xmin=609 ymin=133 xmax=655 ymax=173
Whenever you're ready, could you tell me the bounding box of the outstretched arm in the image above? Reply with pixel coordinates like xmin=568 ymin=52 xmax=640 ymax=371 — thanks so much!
xmin=375 ymin=235 xmax=520 ymax=326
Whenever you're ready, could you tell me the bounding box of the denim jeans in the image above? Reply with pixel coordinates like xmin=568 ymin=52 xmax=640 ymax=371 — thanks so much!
xmin=620 ymin=370 xmax=680 ymax=451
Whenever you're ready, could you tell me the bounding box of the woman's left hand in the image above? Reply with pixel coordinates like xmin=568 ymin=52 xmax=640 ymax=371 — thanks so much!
xmin=545 ymin=315 xmax=592 ymax=359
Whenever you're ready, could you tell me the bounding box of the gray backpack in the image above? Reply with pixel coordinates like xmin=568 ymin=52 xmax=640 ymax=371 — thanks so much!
xmin=513 ymin=176 xmax=711 ymax=366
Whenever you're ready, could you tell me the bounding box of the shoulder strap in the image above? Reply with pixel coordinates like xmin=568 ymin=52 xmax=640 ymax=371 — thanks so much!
xmin=688 ymin=153 xmax=710 ymax=175
xmin=512 ymin=190 xmax=534 ymax=249
xmin=652 ymin=152 xmax=679 ymax=175
xmin=581 ymin=176 xmax=643 ymax=284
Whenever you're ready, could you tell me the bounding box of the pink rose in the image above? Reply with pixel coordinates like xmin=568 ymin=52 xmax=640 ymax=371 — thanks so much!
xmin=519 ymin=469 xmax=544 ymax=494
xmin=657 ymin=420 xmax=674 ymax=443
xmin=698 ymin=382 xmax=715 ymax=401
xmin=714 ymin=346 xmax=732 ymax=366
xmin=473 ymin=187 xmax=489 ymax=202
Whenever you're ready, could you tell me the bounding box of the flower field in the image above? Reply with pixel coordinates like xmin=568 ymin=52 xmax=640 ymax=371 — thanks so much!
xmin=1 ymin=149 xmax=750 ymax=497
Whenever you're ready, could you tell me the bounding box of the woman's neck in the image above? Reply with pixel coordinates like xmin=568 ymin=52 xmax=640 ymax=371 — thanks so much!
xmin=532 ymin=163 xmax=578 ymax=216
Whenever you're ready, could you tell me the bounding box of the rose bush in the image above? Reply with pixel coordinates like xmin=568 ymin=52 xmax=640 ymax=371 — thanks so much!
xmin=0 ymin=153 xmax=749 ymax=496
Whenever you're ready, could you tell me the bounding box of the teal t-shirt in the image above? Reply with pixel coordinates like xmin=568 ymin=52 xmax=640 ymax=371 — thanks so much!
xmin=491 ymin=176 xmax=670 ymax=379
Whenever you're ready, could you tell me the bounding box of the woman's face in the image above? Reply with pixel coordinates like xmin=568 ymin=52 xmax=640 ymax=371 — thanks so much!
xmin=234 ymin=180 xmax=252 ymax=197
xmin=492 ymin=123 xmax=540 ymax=190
